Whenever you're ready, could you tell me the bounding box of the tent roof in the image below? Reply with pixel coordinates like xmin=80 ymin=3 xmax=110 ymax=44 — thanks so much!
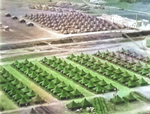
xmin=46 ymin=82 xmax=55 ymax=89
xmin=57 ymin=81 xmax=67 ymax=88
xmin=66 ymin=101 xmax=79 ymax=109
xmin=111 ymin=95 xmax=124 ymax=104
xmin=107 ymin=65 xmax=116 ymax=71
xmin=22 ymin=86 xmax=30 ymax=93
xmin=64 ymin=85 xmax=74 ymax=92
xmin=84 ymin=73 xmax=93 ymax=79
xmin=36 ymin=68 xmax=43 ymax=73
xmin=97 ymin=67 xmax=105 ymax=73
xmin=114 ymin=68 xmax=123 ymax=74
xmin=68 ymin=54 xmax=75 ymax=59
xmin=71 ymin=89 xmax=82 ymax=96
xmin=52 ymin=78 xmax=61 ymax=84
xmin=111 ymin=74 xmax=121 ymax=79
xmin=52 ymin=86 xmax=61 ymax=93
xmin=123 ymin=93 xmax=136 ymax=101
xmin=34 ymin=75 xmax=43 ymax=82
xmin=17 ymin=82 xmax=25 ymax=89
xmin=73 ymin=75 xmax=81 ymax=81
xmin=99 ymin=80 xmax=108 ymax=86
xmin=79 ymin=78 xmax=88 ymax=84
xmin=40 ymin=71 xmax=49 ymax=77
xmin=105 ymin=83 xmax=116 ymax=90
xmin=80 ymin=98 xmax=92 ymax=108
xmin=102 ymin=62 xmax=109 ymax=68
xmin=40 ymin=79 xmax=49 ymax=86
xmin=91 ymin=76 xmax=100 ymax=83
xmin=121 ymin=71 xmax=131 ymax=78
xmin=59 ymin=90 xmax=69 ymax=98
xmin=46 ymin=74 xmax=55 ymax=80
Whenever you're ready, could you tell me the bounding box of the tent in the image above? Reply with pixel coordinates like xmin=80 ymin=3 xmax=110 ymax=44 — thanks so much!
xmin=58 ymin=90 xmax=69 ymax=99
xmin=102 ymin=62 xmax=109 ymax=68
xmin=0 ymin=77 xmax=6 ymax=84
xmin=66 ymin=101 xmax=80 ymax=110
xmin=71 ymin=89 xmax=83 ymax=97
xmin=71 ymin=67 xmax=80 ymax=73
xmin=61 ymin=61 xmax=68 ymax=67
xmin=104 ymin=83 xmax=116 ymax=91
xmin=16 ymin=82 xmax=25 ymax=89
xmin=85 ymin=81 xmax=96 ymax=88
xmin=123 ymin=93 xmax=137 ymax=102
xmin=121 ymin=71 xmax=131 ymax=78
xmin=20 ymin=66 xmax=27 ymax=72
xmin=36 ymin=68 xmax=43 ymax=74
xmin=56 ymin=58 xmax=63 ymax=64
xmin=83 ymin=54 xmax=90 ymax=60
xmin=84 ymin=73 xmax=93 ymax=79
xmin=109 ymin=51 xmax=116 ymax=57
xmin=46 ymin=74 xmax=55 ymax=81
xmin=26 ymin=62 xmax=33 ymax=68
xmin=110 ymin=95 xmax=124 ymax=104
xmin=107 ymin=65 xmax=116 ymax=71
xmin=79 ymin=78 xmax=89 ymax=85
xmin=114 ymin=68 xmax=123 ymax=74
xmin=65 ymin=64 xmax=74 ymax=70
xmin=52 ymin=78 xmax=61 ymax=84
xmin=80 ymin=98 xmax=92 ymax=108
xmin=27 ymin=90 xmax=36 ymax=98
xmin=64 ymin=85 xmax=74 ymax=92
xmin=52 ymin=86 xmax=61 ymax=94
xmin=57 ymin=81 xmax=67 ymax=88
xmin=98 ymin=80 xmax=108 ymax=86
xmin=93 ymin=84 xmax=104 ymax=93
xmin=23 ymin=59 xmax=29 ymax=65
xmin=40 ymin=71 xmax=49 ymax=77
xmin=89 ymin=57 xmax=96 ymax=63
xmin=78 ymin=70 xmax=86 ymax=76
xmin=118 ymin=77 xmax=130 ymax=83
xmin=51 ymin=62 xmax=58 ymax=68
xmin=40 ymin=79 xmax=49 ymax=86
xmin=125 ymin=80 xmax=138 ymax=87
xmin=31 ymin=65 xmax=38 ymax=71
xmin=68 ymin=71 xmax=76 ymax=78
xmin=34 ymin=75 xmax=43 ymax=82
xmin=74 ymin=56 xmax=80 ymax=62
xmin=7 ymin=75 xmax=15 ymax=81
xmin=46 ymin=59 xmax=53 ymax=65
xmin=137 ymin=78 xmax=148 ymax=86
xmin=42 ymin=57 xmax=48 ymax=63
xmin=46 ymin=82 xmax=55 ymax=89
xmin=62 ymin=67 xmax=70 ymax=74
xmin=68 ymin=54 xmax=75 ymax=60
xmin=97 ymin=67 xmax=105 ymax=73
xmin=22 ymin=87 xmax=30 ymax=93
xmin=51 ymin=56 xmax=57 ymax=61
xmin=91 ymin=76 xmax=100 ymax=83
xmin=29 ymin=72 xmax=37 ymax=79
xmin=73 ymin=74 xmax=81 ymax=81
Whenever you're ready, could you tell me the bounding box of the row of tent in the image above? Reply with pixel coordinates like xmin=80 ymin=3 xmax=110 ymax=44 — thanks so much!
xmin=94 ymin=50 xmax=150 ymax=77
xmin=0 ymin=68 xmax=41 ymax=107
xmin=110 ymin=92 xmax=137 ymax=104
xmin=12 ymin=60 xmax=84 ymax=100
xmin=67 ymin=53 xmax=149 ymax=87
xmin=118 ymin=48 xmax=150 ymax=63
xmin=41 ymin=57 xmax=117 ymax=93
xmin=66 ymin=98 xmax=92 ymax=110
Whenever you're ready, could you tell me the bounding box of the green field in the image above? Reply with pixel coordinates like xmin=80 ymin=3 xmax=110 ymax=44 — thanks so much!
xmin=0 ymin=49 xmax=150 ymax=113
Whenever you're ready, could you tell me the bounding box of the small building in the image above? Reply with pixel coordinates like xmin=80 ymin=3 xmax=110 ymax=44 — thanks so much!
xmin=5 ymin=13 xmax=11 ymax=17
xmin=146 ymin=35 xmax=150 ymax=47
xmin=19 ymin=19 xmax=26 ymax=23
xmin=12 ymin=16 xmax=18 ymax=20
xmin=27 ymin=22 xmax=34 ymax=27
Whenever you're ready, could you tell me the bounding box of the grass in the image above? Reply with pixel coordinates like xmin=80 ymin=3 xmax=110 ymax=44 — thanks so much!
xmin=0 ymin=89 xmax=18 ymax=111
